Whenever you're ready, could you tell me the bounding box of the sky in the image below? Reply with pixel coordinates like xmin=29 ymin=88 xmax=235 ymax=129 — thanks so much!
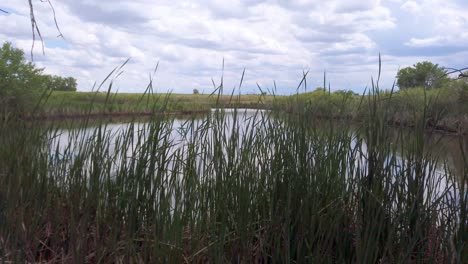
xmin=1 ymin=0 xmax=467 ymax=94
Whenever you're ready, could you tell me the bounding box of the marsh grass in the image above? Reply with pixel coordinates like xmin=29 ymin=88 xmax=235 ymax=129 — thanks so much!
xmin=36 ymin=91 xmax=276 ymax=119
xmin=0 ymin=68 xmax=466 ymax=263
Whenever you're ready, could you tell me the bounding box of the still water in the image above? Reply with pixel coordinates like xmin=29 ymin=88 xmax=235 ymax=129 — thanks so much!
xmin=49 ymin=109 xmax=466 ymax=180
xmin=44 ymin=108 xmax=467 ymax=214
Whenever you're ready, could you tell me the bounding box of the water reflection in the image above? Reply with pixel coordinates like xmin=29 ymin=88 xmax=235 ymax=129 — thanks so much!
xmin=48 ymin=109 xmax=465 ymax=181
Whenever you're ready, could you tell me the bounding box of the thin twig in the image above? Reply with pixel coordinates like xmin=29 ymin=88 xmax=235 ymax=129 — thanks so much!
xmin=442 ymin=67 xmax=468 ymax=79
xmin=28 ymin=0 xmax=45 ymax=60
xmin=42 ymin=0 xmax=64 ymax=38
xmin=28 ymin=0 xmax=65 ymax=60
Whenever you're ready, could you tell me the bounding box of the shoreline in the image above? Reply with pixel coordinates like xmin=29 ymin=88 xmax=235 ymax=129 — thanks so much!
xmin=20 ymin=109 xmax=211 ymax=121
xmin=16 ymin=108 xmax=468 ymax=136
xmin=283 ymin=112 xmax=468 ymax=136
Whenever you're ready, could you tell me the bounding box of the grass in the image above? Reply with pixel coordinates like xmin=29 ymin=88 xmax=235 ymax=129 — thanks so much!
xmin=0 ymin=73 xmax=467 ymax=263
xmin=36 ymin=80 xmax=468 ymax=134
xmin=36 ymin=91 xmax=278 ymax=118
xmin=281 ymin=85 xmax=468 ymax=134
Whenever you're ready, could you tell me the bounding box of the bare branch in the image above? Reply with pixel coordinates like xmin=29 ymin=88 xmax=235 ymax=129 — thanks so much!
xmin=42 ymin=0 xmax=64 ymax=38
xmin=0 ymin=8 xmax=9 ymax=13
xmin=28 ymin=0 xmax=65 ymax=60
xmin=442 ymin=67 xmax=468 ymax=79
xmin=28 ymin=0 xmax=45 ymax=60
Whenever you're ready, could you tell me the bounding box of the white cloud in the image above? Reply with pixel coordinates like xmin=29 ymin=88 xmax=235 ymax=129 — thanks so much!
xmin=400 ymin=1 xmax=421 ymax=15
xmin=0 ymin=0 xmax=467 ymax=94
xmin=334 ymin=0 xmax=380 ymax=13
xmin=401 ymin=0 xmax=468 ymax=48
xmin=405 ymin=36 xmax=444 ymax=47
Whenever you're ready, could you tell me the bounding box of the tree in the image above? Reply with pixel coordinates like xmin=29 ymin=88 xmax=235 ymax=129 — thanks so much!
xmin=193 ymin=89 xmax=199 ymax=95
xmin=0 ymin=42 xmax=77 ymax=113
xmin=0 ymin=42 xmax=45 ymax=110
xmin=45 ymin=75 xmax=77 ymax=91
xmin=396 ymin=61 xmax=449 ymax=89
xmin=455 ymin=70 xmax=468 ymax=102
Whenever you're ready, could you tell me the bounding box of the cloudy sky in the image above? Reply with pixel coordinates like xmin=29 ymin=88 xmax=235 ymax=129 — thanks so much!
xmin=1 ymin=0 xmax=467 ymax=94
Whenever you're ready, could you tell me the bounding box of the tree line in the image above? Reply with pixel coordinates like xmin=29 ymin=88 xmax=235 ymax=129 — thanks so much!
xmin=1 ymin=42 xmax=77 ymax=112
xmin=396 ymin=61 xmax=467 ymax=90
xmin=0 ymin=42 xmax=77 ymax=92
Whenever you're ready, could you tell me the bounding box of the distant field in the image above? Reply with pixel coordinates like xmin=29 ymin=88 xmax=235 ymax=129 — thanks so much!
xmin=2 ymin=88 xmax=466 ymax=262
xmin=41 ymin=91 xmax=281 ymax=117
xmin=33 ymin=88 xmax=467 ymax=134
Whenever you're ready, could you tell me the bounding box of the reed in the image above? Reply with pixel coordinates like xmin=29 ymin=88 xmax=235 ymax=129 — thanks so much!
xmin=0 ymin=70 xmax=465 ymax=263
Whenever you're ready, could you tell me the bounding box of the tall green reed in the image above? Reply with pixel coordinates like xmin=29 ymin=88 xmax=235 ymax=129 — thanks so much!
xmin=0 ymin=63 xmax=464 ymax=263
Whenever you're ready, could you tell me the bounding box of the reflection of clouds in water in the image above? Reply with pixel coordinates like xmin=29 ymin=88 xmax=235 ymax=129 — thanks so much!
xmin=50 ymin=116 xmax=463 ymax=172
xmin=47 ymin=111 xmax=461 ymax=204
xmin=47 ymin=109 xmax=267 ymax=177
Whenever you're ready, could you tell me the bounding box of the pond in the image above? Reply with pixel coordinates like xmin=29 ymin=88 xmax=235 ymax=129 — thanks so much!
xmin=3 ymin=107 xmax=465 ymax=262
xmin=42 ymin=108 xmax=466 ymax=220
xmin=49 ymin=108 xmax=466 ymax=182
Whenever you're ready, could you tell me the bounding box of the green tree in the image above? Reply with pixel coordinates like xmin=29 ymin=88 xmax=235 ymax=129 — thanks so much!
xmin=455 ymin=70 xmax=468 ymax=102
xmin=0 ymin=42 xmax=45 ymax=111
xmin=0 ymin=42 xmax=77 ymax=115
xmin=396 ymin=61 xmax=449 ymax=89
xmin=45 ymin=75 xmax=77 ymax=91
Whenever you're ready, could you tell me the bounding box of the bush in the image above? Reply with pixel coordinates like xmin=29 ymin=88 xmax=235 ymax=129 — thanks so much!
xmin=455 ymin=77 xmax=468 ymax=103
xmin=0 ymin=42 xmax=46 ymax=112
xmin=0 ymin=42 xmax=77 ymax=115
xmin=45 ymin=75 xmax=77 ymax=91
xmin=397 ymin=61 xmax=449 ymax=90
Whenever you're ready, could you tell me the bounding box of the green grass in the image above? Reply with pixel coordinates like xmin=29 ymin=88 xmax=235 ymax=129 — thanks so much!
xmin=26 ymin=77 xmax=467 ymax=135
xmin=280 ymin=86 xmax=468 ymax=134
xmin=0 ymin=75 xmax=466 ymax=263
xmin=37 ymin=91 xmax=278 ymax=118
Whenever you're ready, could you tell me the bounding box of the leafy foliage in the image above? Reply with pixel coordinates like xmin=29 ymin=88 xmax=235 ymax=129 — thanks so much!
xmin=396 ymin=61 xmax=449 ymax=89
xmin=457 ymin=75 xmax=468 ymax=102
xmin=0 ymin=42 xmax=77 ymax=112
xmin=44 ymin=75 xmax=77 ymax=91
xmin=0 ymin=42 xmax=44 ymax=110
